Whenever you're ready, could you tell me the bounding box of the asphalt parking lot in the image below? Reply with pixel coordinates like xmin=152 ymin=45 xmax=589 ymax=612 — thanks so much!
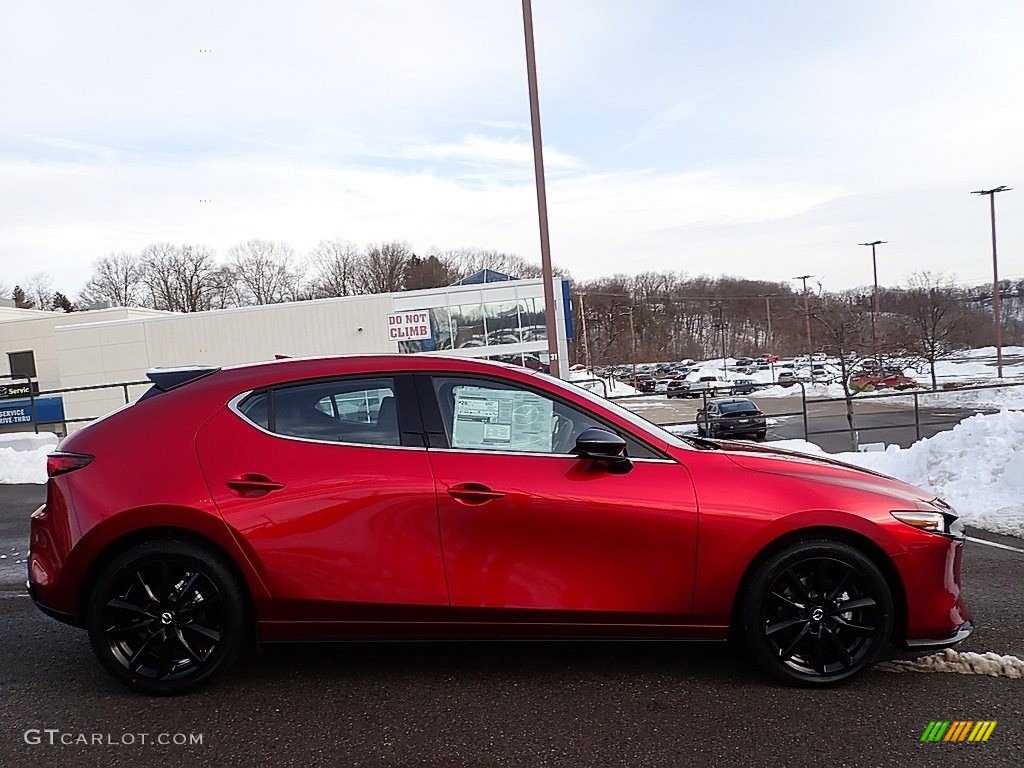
xmin=620 ymin=394 xmax=989 ymax=452
xmin=2 ymin=484 xmax=1022 ymax=767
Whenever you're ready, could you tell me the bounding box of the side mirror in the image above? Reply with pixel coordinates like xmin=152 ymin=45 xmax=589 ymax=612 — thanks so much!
xmin=575 ymin=428 xmax=631 ymax=472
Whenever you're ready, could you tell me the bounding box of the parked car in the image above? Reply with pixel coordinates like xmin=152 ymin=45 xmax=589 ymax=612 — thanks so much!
xmin=810 ymin=365 xmax=833 ymax=384
xmin=654 ymin=377 xmax=680 ymax=393
xmin=732 ymin=357 xmax=755 ymax=368
xmin=31 ymin=355 xmax=971 ymax=693
xmin=776 ymin=371 xmax=798 ymax=387
xmin=696 ymin=397 xmax=767 ymax=440
xmin=811 ymin=352 xmax=827 ymax=362
xmin=629 ymin=375 xmax=657 ymax=393
xmin=668 ymin=375 xmax=731 ymax=399
xmin=729 ymin=378 xmax=759 ymax=395
xmin=851 ymin=369 xmax=918 ymax=391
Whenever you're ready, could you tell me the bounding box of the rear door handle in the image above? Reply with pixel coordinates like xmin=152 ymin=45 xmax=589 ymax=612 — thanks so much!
xmin=226 ymin=473 xmax=285 ymax=496
xmin=447 ymin=482 xmax=506 ymax=504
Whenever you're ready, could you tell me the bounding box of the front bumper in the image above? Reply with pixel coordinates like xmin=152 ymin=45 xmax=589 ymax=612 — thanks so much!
xmin=904 ymin=620 xmax=975 ymax=651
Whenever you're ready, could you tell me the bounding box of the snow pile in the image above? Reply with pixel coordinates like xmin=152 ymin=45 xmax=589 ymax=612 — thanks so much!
xmin=876 ymin=649 xmax=1024 ymax=678
xmin=0 ymin=432 xmax=59 ymax=484
xmin=771 ymin=410 xmax=1024 ymax=536
xmin=755 ymin=383 xmax=847 ymax=399
xmin=925 ymin=386 xmax=1024 ymax=411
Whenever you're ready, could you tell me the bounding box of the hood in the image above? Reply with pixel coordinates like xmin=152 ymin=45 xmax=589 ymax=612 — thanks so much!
xmin=711 ymin=439 xmax=934 ymax=505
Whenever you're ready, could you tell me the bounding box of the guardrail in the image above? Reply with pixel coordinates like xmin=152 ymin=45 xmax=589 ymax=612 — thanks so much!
xmin=0 ymin=379 xmax=149 ymax=436
xmin=587 ymin=375 xmax=1024 ymax=449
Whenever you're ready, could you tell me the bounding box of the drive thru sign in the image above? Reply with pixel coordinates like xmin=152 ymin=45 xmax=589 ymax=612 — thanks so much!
xmin=387 ymin=310 xmax=432 ymax=341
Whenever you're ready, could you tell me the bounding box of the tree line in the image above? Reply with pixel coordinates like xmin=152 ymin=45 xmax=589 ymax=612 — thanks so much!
xmin=4 ymin=241 xmax=1021 ymax=380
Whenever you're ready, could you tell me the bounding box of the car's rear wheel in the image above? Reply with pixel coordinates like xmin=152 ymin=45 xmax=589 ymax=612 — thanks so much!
xmin=86 ymin=539 xmax=249 ymax=695
xmin=739 ymin=539 xmax=893 ymax=686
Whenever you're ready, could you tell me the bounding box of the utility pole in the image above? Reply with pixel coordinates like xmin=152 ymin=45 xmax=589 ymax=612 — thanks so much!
xmin=793 ymin=275 xmax=814 ymax=357
xmin=521 ymin=0 xmax=560 ymax=377
xmin=971 ymin=186 xmax=1012 ymax=378
xmin=577 ymin=292 xmax=593 ymax=373
xmin=859 ymin=240 xmax=887 ymax=363
xmin=764 ymin=294 xmax=773 ymax=351
xmin=627 ymin=306 xmax=638 ymax=382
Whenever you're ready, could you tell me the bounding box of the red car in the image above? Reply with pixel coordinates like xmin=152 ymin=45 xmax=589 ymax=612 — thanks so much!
xmin=30 ymin=355 xmax=971 ymax=694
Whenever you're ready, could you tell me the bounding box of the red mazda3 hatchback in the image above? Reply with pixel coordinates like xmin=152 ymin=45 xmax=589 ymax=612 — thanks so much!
xmin=29 ymin=355 xmax=971 ymax=693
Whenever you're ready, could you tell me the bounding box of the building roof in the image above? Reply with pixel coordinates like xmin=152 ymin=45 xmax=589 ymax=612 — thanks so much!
xmin=449 ymin=268 xmax=517 ymax=285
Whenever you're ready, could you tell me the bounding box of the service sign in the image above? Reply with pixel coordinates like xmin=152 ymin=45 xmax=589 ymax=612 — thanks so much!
xmin=0 ymin=382 xmax=33 ymax=400
xmin=386 ymin=310 xmax=432 ymax=342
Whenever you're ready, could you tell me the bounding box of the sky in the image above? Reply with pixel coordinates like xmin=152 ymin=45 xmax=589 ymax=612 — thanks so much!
xmin=1 ymin=0 xmax=1023 ymax=297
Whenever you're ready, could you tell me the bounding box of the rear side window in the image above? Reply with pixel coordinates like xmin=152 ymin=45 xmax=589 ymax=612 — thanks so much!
xmin=236 ymin=378 xmax=400 ymax=446
xmin=238 ymin=391 xmax=270 ymax=429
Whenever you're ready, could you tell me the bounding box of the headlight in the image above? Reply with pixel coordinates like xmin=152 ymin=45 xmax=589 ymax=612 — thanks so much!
xmin=891 ymin=509 xmax=965 ymax=539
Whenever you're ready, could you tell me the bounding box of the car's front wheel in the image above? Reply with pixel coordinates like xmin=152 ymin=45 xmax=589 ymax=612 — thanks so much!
xmin=739 ymin=539 xmax=893 ymax=686
xmin=86 ymin=539 xmax=250 ymax=695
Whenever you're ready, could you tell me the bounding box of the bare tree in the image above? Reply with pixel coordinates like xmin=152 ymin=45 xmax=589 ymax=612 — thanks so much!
xmin=309 ymin=239 xmax=361 ymax=298
xmin=354 ymin=241 xmax=411 ymax=294
xmin=139 ymin=243 xmax=220 ymax=312
xmin=228 ymin=239 xmax=298 ymax=305
xmin=808 ymin=294 xmax=873 ymax=450
xmin=139 ymin=242 xmax=182 ymax=311
xmin=175 ymin=245 xmax=221 ymax=312
xmin=79 ymin=252 xmax=146 ymax=308
xmin=897 ymin=272 xmax=966 ymax=390
xmin=25 ymin=273 xmax=55 ymax=311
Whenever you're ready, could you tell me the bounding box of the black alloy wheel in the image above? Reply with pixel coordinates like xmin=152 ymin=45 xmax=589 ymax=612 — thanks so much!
xmin=87 ymin=540 xmax=248 ymax=694
xmin=740 ymin=539 xmax=893 ymax=686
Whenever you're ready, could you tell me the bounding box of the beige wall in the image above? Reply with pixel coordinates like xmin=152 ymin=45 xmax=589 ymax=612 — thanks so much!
xmin=55 ymin=295 xmax=395 ymax=426
xmin=0 ymin=308 xmax=169 ymax=390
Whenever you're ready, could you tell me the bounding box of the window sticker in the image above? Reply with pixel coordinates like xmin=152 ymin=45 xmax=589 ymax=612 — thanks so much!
xmin=451 ymin=386 xmax=553 ymax=452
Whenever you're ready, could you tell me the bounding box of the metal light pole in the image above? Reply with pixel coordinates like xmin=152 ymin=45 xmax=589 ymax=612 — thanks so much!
xmin=793 ymin=275 xmax=814 ymax=357
xmin=711 ymin=301 xmax=727 ymax=376
xmin=522 ymin=0 xmax=560 ymax=377
xmin=859 ymin=240 xmax=887 ymax=362
xmin=971 ymin=186 xmax=1012 ymax=378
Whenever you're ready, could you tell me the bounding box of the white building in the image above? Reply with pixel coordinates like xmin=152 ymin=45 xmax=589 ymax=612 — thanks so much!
xmin=0 ymin=276 xmax=572 ymax=433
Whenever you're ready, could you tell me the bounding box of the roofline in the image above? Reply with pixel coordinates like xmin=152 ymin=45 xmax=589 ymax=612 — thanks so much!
xmin=49 ymin=277 xmax=559 ymax=332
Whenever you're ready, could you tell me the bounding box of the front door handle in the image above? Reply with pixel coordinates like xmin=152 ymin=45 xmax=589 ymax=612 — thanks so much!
xmin=226 ymin=473 xmax=285 ymax=497
xmin=447 ymin=482 xmax=506 ymax=505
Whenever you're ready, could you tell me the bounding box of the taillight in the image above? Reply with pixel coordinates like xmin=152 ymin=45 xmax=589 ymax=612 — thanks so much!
xmin=46 ymin=452 xmax=93 ymax=477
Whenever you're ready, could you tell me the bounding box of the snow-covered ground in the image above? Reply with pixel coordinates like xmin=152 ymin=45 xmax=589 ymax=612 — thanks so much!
xmin=770 ymin=410 xmax=1024 ymax=537
xmin=0 ymin=432 xmax=59 ymax=484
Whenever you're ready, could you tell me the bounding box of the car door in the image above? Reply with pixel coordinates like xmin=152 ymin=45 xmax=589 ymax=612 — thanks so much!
xmin=418 ymin=373 xmax=699 ymax=621
xmin=196 ymin=374 xmax=449 ymax=624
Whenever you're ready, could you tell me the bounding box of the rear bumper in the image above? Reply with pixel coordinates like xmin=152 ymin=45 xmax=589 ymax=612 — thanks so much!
xmin=903 ymin=620 xmax=974 ymax=651
xmin=712 ymin=421 xmax=767 ymax=434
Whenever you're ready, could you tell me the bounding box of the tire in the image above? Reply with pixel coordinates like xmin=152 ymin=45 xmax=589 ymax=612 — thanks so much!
xmin=86 ymin=539 xmax=250 ymax=695
xmin=738 ymin=539 xmax=893 ymax=686
xmin=754 ymin=430 xmax=767 ymax=441
xmin=697 ymin=426 xmax=705 ymax=437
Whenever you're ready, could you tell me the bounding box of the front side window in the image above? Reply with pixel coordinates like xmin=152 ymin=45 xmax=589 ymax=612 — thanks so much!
xmin=431 ymin=376 xmax=657 ymax=458
xmin=238 ymin=378 xmax=400 ymax=446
